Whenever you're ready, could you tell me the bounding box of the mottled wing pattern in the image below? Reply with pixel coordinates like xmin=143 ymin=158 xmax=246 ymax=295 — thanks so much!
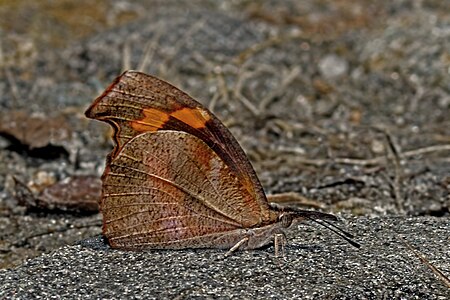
xmin=85 ymin=70 xmax=272 ymax=225
xmin=103 ymin=131 xmax=265 ymax=249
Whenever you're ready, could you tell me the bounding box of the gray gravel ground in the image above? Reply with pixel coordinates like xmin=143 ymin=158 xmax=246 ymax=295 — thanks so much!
xmin=0 ymin=0 xmax=449 ymax=299
xmin=1 ymin=217 xmax=449 ymax=299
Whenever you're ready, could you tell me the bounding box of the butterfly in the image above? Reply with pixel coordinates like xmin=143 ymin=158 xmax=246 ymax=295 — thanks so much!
xmin=85 ymin=70 xmax=358 ymax=255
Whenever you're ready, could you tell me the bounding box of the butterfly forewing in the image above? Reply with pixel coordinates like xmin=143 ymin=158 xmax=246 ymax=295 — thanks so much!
xmin=85 ymin=71 xmax=272 ymax=223
xmin=102 ymin=131 xmax=274 ymax=249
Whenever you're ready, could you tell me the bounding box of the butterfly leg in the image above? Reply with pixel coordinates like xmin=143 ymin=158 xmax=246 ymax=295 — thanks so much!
xmin=274 ymin=232 xmax=287 ymax=258
xmin=225 ymin=237 xmax=249 ymax=257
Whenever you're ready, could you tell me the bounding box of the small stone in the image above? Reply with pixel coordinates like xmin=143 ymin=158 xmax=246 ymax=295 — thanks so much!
xmin=319 ymin=54 xmax=349 ymax=79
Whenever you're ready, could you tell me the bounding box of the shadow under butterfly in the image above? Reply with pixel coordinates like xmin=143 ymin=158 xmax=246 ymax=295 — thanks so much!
xmin=85 ymin=70 xmax=359 ymax=256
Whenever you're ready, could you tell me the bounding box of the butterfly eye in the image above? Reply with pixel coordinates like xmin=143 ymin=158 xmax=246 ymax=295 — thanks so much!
xmin=279 ymin=213 xmax=294 ymax=228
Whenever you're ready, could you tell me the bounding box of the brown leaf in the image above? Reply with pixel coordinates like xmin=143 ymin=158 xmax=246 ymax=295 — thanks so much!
xmin=14 ymin=175 xmax=100 ymax=214
xmin=0 ymin=110 xmax=71 ymax=158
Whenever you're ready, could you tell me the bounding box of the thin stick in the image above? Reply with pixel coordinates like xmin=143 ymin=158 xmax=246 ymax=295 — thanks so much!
xmin=4 ymin=67 xmax=21 ymax=105
xmin=268 ymin=192 xmax=325 ymax=209
xmin=234 ymin=70 xmax=260 ymax=115
xmin=212 ymin=70 xmax=229 ymax=111
xmin=159 ymin=19 xmax=205 ymax=77
xmin=138 ymin=24 xmax=163 ymax=72
xmin=122 ymin=41 xmax=131 ymax=71
xmin=278 ymin=144 xmax=450 ymax=167
xmin=233 ymin=32 xmax=303 ymax=65
xmin=402 ymin=238 xmax=450 ymax=288
xmin=259 ymin=66 xmax=300 ymax=111
xmin=383 ymin=130 xmax=405 ymax=212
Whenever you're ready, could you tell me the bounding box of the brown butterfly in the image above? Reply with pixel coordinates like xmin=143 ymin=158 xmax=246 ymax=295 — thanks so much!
xmin=85 ymin=70 xmax=358 ymax=255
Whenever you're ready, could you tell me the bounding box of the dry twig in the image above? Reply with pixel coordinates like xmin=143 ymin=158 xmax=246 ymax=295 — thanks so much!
xmin=122 ymin=40 xmax=132 ymax=71
xmin=278 ymin=144 xmax=450 ymax=167
xmin=259 ymin=66 xmax=301 ymax=111
xmin=4 ymin=67 xmax=21 ymax=105
xmin=159 ymin=19 xmax=205 ymax=78
xmin=137 ymin=25 xmax=163 ymax=72
xmin=267 ymin=192 xmax=326 ymax=209
xmin=382 ymin=129 xmax=405 ymax=213
xmin=402 ymin=238 xmax=450 ymax=289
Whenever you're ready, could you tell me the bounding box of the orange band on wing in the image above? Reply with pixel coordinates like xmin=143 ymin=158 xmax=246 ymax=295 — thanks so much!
xmin=130 ymin=106 xmax=210 ymax=133
xmin=171 ymin=107 xmax=210 ymax=129
xmin=130 ymin=108 xmax=170 ymax=132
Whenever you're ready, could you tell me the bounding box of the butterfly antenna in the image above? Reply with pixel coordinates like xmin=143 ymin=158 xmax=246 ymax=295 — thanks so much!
xmin=305 ymin=216 xmax=360 ymax=248
xmin=270 ymin=204 xmax=360 ymax=248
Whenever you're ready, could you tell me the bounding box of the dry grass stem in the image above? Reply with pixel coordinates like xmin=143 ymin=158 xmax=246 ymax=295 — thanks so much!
xmin=267 ymin=192 xmax=326 ymax=209
xmin=259 ymin=66 xmax=301 ymax=111
xmin=383 ymin=130 xmax=405 ymax=213
xmin=4 ymin=67 xmax=20 ymax=105
xmin=158 ymin=19 xmax=205 ymax=78
xmin=278 ymin=144 xmax=450 ymax=167
xmin=402 ymin=238 xmax=450 ymax=289
xmin=122 ymin=41 xmax=132 ymax=71
xmin=137 ymin=24 xmax=163 ymax=72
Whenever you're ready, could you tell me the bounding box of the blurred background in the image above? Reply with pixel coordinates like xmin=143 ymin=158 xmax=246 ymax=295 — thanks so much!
xmin=0 ymin=0 xmax=449 ymax=269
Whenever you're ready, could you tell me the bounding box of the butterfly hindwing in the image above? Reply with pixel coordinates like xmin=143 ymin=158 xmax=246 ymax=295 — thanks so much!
xmin=102 ymin=131 xmax=271 ymax=249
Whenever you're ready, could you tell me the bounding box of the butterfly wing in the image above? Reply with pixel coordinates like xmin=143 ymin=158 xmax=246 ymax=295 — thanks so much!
xmin=102 ymin=130 xmax=270 ymax=249
xmin=85 ymin=70 xmax=272 ymax=224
